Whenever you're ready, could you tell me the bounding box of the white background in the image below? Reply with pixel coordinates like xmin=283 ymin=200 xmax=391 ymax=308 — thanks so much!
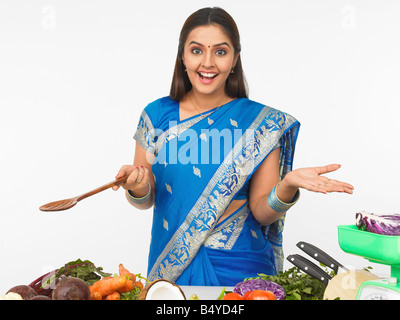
xmin=1 ymin=0 xmax=399 ymax=294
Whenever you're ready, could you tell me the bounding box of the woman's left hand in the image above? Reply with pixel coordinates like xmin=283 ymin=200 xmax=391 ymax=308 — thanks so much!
xmin=282 ymin=164 xmax=354 ymax=194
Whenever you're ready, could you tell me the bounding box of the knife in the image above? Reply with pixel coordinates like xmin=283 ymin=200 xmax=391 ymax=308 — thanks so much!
xmin=286 ymin=254 xmax=332 ymax=286
xmin=296 ymin=241 xmax=348 ymax=275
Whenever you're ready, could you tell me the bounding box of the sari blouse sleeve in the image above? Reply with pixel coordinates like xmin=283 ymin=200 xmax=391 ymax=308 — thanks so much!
xmin=277 ymin=112 xmax=300 ymax=180
xmin=133 ymin=99 xmax=160 ymax=155
xmin=263 ymin=110 xmax=300 ymax=272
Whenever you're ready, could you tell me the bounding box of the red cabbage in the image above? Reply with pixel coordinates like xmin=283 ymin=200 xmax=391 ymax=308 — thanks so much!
xmin=233 ymin=279 xmax=286 ymax=300
xmin=356 ymin=211 xmax=400 ymax=236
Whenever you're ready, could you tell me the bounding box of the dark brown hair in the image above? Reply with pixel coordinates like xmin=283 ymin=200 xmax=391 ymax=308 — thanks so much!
xmin=169 ymin=7 xmax=248 ymax=101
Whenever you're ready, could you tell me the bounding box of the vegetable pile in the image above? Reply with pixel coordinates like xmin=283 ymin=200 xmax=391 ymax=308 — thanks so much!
xmin=89 ymin=263 xmax=145 ymax=300
xmin=3 ymin=258 xmax=329 ymax=300
xmin=222 ymin=290 xmax=277 ymax=300
xmin=1 ymin=258 xmax=146 ymax=300
xmin=218 ymin=266 xmax=327 ymax=300
xmin=29 ymin=258 xmax=112 ymax=297
xmin=234 ymin=279 xmax=285 ymax=300
xmin=356 ymin=211 xmax=400 ymax=235
xmin=254 ymin=267 xmax=327 ymax=300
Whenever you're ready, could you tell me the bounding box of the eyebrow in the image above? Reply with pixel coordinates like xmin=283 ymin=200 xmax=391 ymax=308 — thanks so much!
xmin=188 ymin=41 xmax=231 ymax=48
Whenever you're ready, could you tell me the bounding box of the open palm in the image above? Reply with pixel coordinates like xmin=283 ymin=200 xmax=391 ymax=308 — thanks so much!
xmin=286 ymin=164 xmax=354 ymax=194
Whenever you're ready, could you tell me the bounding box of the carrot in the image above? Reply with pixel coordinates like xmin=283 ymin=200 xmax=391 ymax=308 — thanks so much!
xmin=92 ymin=276 xmax=113 ymax=291
xmin=94 ymin=275 xmax=127 ymax=297
xmin=90 ymin=291 xmax=102 ymax=300
xmin=92 ymin=280 xmax=102 ymax=292
xmin=134 ymin=280 xmax=144 ymax=290
xmin=118 ymin=279 xmax=135 ymax=293
xmin=119 ymin=263 xmax=136 ymax=281
xmin=105 ymin=292 xmax=120 ymax=300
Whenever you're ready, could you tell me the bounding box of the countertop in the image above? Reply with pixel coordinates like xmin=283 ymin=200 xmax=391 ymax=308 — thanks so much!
xmin=180 ymin=286 xmax=234 ymax=300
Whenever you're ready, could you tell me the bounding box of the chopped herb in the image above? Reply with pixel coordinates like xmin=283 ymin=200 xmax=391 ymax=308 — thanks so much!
xmin=248 ymin=266 xmax=333 ymax=300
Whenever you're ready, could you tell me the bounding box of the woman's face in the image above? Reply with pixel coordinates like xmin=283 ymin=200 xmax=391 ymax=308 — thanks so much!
xmin=182 ymin=24 xmax=238 ymax=98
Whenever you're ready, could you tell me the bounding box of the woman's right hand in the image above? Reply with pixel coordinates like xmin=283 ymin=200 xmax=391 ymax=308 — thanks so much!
xmin=113 ymin=164 xmax=151 ymax=197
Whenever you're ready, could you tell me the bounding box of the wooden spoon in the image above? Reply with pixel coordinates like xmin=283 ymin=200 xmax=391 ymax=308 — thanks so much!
xmin=39 ymin=176 xmax=128 ymax=212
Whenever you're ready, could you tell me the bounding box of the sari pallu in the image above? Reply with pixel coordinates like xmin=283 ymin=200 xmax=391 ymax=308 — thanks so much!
xmin=134 ymin=97 xmax=300 ymax=286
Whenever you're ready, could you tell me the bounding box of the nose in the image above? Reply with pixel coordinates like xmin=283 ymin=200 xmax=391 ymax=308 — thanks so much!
xmin=201 ymin=50 xmax=214 ymax=68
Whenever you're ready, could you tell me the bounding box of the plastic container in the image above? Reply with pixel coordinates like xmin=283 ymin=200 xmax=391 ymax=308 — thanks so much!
xmin=338 ymin=225 xmax=400 ymax=297
xmin=337 ymin=224 xmax=400 ymax=266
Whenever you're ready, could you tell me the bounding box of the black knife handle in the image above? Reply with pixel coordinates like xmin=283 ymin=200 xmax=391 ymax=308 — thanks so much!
xmin=287 ymin=254 xmax=331 ymax=286
xmin=296 ymin=241 xmax=347 ymax=274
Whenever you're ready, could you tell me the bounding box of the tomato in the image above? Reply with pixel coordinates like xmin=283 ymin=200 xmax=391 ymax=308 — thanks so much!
xmin=244 ymin=290 xmax=277 ymax=300
xmin=222 ymin=292 xmax=244 ymax=300
xmin=242 ymin=291 xmax=253 ymax=300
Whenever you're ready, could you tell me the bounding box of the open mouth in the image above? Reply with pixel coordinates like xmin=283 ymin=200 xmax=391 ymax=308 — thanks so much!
xmin=197 ymin=72 xmax=218 ymax=80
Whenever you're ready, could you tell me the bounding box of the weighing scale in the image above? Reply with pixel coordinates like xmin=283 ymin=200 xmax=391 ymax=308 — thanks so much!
xmin=338 ymin=225 xmax=400 ymax=300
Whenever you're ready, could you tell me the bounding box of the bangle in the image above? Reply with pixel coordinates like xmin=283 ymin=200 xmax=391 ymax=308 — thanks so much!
xmin=267 ymin=183 xmax=300 ymax=213
xmin=127 ymin=184 xmax=151 ymax=204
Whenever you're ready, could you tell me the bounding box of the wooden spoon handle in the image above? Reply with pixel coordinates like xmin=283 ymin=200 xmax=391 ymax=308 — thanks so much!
xmin=77 ymin=175 xmax=128 ymax=202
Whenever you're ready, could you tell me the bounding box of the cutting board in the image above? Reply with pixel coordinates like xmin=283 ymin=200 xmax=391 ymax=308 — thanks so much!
xmin=323 ymin=269 xmax=380 ymax=300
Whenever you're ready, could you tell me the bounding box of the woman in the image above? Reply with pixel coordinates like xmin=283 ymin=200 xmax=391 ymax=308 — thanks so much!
xmin=113 ymin=7 xmax=353 ymax=286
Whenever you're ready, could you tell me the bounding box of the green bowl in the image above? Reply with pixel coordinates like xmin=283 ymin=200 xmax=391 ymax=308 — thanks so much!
xmin=338 ymin=225 xmax=400 ymax=266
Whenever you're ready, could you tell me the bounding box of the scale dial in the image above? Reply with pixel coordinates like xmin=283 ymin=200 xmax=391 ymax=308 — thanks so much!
xmin=357 ymin=279 xmax=400 ymax=300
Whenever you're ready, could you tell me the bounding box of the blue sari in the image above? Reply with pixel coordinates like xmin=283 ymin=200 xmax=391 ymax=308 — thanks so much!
xmin=134 ymin=96 xmax=300 ymax=286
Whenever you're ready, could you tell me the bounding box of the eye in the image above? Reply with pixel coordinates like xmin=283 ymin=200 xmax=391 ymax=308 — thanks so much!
xmin=215 ymin=49 xmax=227 ymax=56
xmin=191 ymin=48 xmax=202 ymax=55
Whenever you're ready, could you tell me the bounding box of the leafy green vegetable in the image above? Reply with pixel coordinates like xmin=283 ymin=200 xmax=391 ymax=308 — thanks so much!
xmin=248 ymin=266 xmax=333 ymax=300
xmin=38 ymin=258 xmax=112 ymax=291
xmin=55 ymin=258 xmax=112 ymax=285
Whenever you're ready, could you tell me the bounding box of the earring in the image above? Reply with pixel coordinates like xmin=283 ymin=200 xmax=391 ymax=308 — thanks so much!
xmin=230 ymin=68 xmax=235 ymax=74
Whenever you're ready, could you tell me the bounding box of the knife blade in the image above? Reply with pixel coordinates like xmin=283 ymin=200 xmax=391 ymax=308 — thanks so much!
xmin=296 ymin=241 xmax=348 ymax=275
xmin=286 ymin=254 xmax=332 ymax=286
